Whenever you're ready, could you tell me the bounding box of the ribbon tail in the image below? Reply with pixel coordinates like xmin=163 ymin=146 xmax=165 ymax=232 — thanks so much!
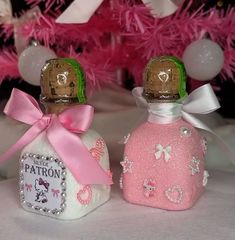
xmin=182 ymin=111 xmax=235 ymax=164
xmin=0 ymin=121 xmax=47 ymax=163
xmin=56 ymin=0 xmax=103 ymax=24
xmin=154 ymin=151 xmax=161 ymax=160
xmin=164 ymin=152 xmax=171 ymax=162
xmin=132 ymin=87 xmax=148 ymax=108
xmin=47 ymin=119 xmax=112 ymax=185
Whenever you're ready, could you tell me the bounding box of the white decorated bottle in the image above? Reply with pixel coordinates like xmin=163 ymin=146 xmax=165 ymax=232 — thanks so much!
xmin=19 ymin=58 xmax=111 ymax=219
xmin=122 ymin=56 xmax=209 ymax=210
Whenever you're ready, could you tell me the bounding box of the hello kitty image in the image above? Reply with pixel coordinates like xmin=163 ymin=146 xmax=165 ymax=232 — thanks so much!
xmin=143 ymin=179 xmax=156 ymax=198
xmin=34 ymin=178 xmax=50 ymax=203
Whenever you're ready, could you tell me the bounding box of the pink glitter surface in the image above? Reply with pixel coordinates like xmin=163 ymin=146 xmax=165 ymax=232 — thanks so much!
xmin=123 ymin=119 xmax=205 ymax=210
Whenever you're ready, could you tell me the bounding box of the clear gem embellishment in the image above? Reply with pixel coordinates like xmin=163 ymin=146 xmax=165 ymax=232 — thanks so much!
xmin=203 ymin=170 xmax=209 ymax=186
xmin=180 ymin=126 xmax=192 ymax=137
xmin=189 ymin=157 xmax=200 ymax=175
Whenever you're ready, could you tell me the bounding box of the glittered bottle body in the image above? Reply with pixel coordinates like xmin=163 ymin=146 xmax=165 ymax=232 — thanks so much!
xmin=122 ymin=119 xmax=207 ymax=210
xmin=19 ymin=129 xmax=110 ymax=220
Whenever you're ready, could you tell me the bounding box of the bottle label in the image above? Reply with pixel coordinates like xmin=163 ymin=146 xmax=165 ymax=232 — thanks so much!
xmin=19 ymin=153 xmax=66 ymax=215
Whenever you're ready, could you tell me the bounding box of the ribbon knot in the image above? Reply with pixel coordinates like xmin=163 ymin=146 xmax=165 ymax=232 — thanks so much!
xmin=0 ymin=88 xmax=112 ymax=185
xmin=132 ymin=84 xmax=235 ymax=164
xmin=155 ymin=144 xmax=171 ymax=162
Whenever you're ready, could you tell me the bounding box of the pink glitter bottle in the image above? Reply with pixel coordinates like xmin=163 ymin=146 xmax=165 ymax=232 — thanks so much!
xmin=121 ymin=56 xmax=208 ymax=210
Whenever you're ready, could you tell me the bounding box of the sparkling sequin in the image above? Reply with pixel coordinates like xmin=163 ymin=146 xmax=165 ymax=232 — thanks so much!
xmin=189 ymin=157 xmax=200 ymax=175
xmin=77 ymin=185 xmax=92 ymax=205
xmin=143 ymin=179 xmax=156 ymax=198
xmin=120 ymin=156 xmax=133 ymax=173
xmin=165 ymin=185 xmax=183 ymax=204
xmin=89 ymin=138 xmax=105 ymax=161
xmin=201 ymin=137 xmax=208 ymax=154
xmin=155 ymin=144 xmax=171 ymax=162
xmin=180 ymin=126 xmax=192 ymax=137
xmin=203 ymin=170 xmax=209 ymax=186
xmin=119 ymin=173 xmax=123 ymax=189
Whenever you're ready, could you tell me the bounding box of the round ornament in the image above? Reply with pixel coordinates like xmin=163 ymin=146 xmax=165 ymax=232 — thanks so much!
xmin=182 ymin=39 xmax=224 ymax=81
xmin=18 ymin=45 xmax=57 ymax=86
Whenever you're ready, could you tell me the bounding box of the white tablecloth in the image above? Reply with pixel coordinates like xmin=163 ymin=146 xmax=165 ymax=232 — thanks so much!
xmin=0 ymin=86 xmax=235 ymax=239
xmin=0 ymin=169 xmax=235 ymax=240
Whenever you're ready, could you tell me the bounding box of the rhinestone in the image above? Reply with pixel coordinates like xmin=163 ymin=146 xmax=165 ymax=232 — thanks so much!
xmin=50 ymin=157 xmax=54 ymax=161
xmin=58 ymin=161 xmax=63 ymax=166
xmin=52 ymin=209 xmax=57 ymax=215
xmin=119 ymin=174 xmax=123 ymax=189
xmin=41 ymin=156 xmax=46 ymax=160
xmin=22 ymin=200 xmax=26 ymax=204
xmin=61 ymin=193 xmax=66 ymax=198
xmin=61 ymin=171 xmax=66 ymax=177
xmin=180 ymin=126 xmax=192 ymax=137
xmin=61 ymin=203 xmax=66 ymax=209
xmin=61 ymin=182 xmax=66 ymax=188
xmin=29 ymin=153 xmax=33 ymax=157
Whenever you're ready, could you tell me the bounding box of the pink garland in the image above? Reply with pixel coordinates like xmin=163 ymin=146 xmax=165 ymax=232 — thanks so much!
xmin=0 ymin=0 xmax=234 ymax=89
xmin=0 ymin=50 xmax=19 ymax=84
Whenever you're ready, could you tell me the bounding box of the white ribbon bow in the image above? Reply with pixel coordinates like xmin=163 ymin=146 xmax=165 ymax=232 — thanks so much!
xmin=132 ymin=84 xmax=235 ymax=164
xmin=56 ymin=0 xmax=183 ymax=24
xmin=155 ymin=144 xmax=171 ymax=162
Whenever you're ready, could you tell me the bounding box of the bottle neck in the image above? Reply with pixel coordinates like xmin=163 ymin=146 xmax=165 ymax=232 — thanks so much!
xmin=147 ymin=102 xmax=182 ymax=124
xmin=44 ymin=102 xmax=78 ymax=115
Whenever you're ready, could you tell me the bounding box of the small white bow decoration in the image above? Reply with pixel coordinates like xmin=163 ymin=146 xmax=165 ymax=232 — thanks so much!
xmin=155 ymin=144 xmax=171 ymax=162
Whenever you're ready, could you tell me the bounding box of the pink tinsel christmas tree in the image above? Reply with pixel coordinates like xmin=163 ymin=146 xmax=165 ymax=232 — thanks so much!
xmin=0 ymin=0 xmax=234 ymax=92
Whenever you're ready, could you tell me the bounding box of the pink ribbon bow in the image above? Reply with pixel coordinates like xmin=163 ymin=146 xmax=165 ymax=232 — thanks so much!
xmin=25 ymin=183 xmax=32 ymax=192
xmin=51 ymin=189 xmax=60 ymax=198
xmin=0 ymin=88 xmax=112 ymax=185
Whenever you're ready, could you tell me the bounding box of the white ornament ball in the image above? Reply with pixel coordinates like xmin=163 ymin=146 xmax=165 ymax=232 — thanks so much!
xmin=182 ymin=39 xmax=224 ymax=81
xmin=18 ymin=45 xmax=57 ymax=85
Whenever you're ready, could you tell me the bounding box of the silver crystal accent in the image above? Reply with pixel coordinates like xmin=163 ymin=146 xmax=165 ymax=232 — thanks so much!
xmin=180 ymin=126 xmax=192 ymax=137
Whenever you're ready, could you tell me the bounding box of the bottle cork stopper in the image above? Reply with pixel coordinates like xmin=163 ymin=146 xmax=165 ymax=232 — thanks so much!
xmin=40 ymin=58 xmax=86 ymax=104
xmin=143 ymin=56 xmax=187 ymax=102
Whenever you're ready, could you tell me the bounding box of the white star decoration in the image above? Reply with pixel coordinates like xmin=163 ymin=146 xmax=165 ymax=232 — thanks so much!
xmin=155 ymin=144 xmax=171 ymax=162
xmin=189 ymin=157 xmax=200 ymax=175
xmin=203 ymin=170 xmax=209 ymax=186
xmin=120 ymin=156 xmax=133 ymax=173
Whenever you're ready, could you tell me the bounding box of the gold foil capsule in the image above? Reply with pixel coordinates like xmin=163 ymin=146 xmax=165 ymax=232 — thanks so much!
xmin=143 ymin=56 xmax=187 ymax=102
